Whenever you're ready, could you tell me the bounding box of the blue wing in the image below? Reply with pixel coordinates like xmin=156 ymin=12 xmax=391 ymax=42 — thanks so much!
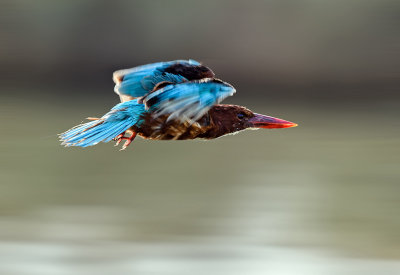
xmin=142 ymin=79 xmax=236 ymax=122
xmin=141 ymin=72 xmax=187 ymax=91
xmin=113 ymin=59 xmax=200 ymax=102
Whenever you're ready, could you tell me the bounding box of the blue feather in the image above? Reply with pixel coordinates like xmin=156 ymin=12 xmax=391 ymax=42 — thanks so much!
xmin=141 ymin=72 xmax=187 ymax=91
xmin=113 ymin=60 xmax=200 ymax=99
xmin=143 ymin=79 xmax=236 ymax=122
xmin=60 ymin=100 xmax=146 ymax=147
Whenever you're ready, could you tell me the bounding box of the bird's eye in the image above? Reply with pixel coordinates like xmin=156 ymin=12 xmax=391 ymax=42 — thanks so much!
xmin=237 ymin=113 xmax=245 ymax=119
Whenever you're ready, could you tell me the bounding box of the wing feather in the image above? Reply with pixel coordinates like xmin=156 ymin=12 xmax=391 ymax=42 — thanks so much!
xmin=113 ymin=60 xmax=200 ymax=102
xmin=142 ymin=79 xmax=236 ymax=122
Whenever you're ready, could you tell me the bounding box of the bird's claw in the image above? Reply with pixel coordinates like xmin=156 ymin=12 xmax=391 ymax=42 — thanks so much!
xmin=114 ymin=133 xmax=125 ymax=146
xmin=114 ymin=132 xmax=137 ymax=150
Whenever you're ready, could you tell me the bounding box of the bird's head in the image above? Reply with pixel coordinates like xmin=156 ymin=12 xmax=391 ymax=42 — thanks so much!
xmin=206 ymin=105 xmax=297 ymax=138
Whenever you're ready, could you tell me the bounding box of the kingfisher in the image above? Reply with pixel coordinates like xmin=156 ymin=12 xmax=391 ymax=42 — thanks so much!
xmin=60 ymin=59 xmax=297 ymax=150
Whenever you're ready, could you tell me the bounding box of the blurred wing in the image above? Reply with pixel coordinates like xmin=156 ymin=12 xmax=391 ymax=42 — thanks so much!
xmin=113 ymin=59 xmax=200 ymax=102
xmin=141 ymin=72 xmax=187 ymax=91
xmin=142 ymin=79 xmax=236 ymax=122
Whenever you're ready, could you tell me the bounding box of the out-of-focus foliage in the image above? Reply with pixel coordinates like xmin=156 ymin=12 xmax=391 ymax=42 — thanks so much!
xmin=1 ymin=0 xmax=399 ymax=98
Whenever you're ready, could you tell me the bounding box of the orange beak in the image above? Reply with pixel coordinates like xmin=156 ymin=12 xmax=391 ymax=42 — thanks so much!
xmin=248 ymin=113 xmax=298 ymax=129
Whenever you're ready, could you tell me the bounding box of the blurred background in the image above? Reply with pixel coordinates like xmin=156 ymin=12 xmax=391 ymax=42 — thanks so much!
xmin=1 ymin=0 xmax=400 ymax=274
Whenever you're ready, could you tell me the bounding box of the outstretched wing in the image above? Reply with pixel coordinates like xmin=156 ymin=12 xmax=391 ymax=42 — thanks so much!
xmin=142 ymin=79 xmax=236 ymax=122
xmin=113 ymin=59 xmax=200 ymax=102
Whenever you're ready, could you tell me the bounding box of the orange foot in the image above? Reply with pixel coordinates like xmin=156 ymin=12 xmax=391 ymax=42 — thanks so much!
xmin=114 ymin=132 xmax=137 ymax=150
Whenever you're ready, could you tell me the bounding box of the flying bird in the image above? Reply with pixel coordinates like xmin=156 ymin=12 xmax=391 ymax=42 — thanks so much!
xmin=60 ymin=59 xmax=297 ymax=150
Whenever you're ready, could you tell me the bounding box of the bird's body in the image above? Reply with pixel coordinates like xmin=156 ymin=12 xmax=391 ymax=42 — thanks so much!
xmin=60 ymin=60 xmax=297 ymax=150
xmin=127 ymin=104 xmax=248 ymax=140
xmin=136 ymin=112 xmax=210 ymax=140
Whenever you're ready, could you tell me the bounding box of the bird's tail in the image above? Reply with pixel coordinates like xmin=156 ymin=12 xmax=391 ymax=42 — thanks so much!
xmin=60 ymin=100 xmax=145 ymax=147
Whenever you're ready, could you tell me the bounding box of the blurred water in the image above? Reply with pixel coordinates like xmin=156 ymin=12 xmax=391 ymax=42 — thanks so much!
xmin=1 ymin=94 xmax=399 ymax=275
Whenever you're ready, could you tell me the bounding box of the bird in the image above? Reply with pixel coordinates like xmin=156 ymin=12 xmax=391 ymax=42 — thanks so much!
xmin=60 ymin=59 xmax=297 ymax=150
